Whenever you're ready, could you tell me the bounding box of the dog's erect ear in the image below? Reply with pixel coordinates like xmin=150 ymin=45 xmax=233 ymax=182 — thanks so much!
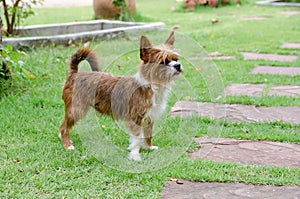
xmin=140 ymin=36 xmax=153 ymax=62
xmin=164 ymin=31 xmax=175 ymax=46
xmin=140 ymin=35 xmax=152 ymax=49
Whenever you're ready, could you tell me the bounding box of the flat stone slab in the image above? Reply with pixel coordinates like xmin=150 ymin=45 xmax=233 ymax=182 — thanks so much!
xmin=223 ymin=84 xmax=266 ymax=97
xmin=189 ymin=138 xmax=300 ymax=167
xmin=268 ymin=85 xmax=300 ymax=96
xmin=281 ymin=42 xmax=300 ymax=49
xmin=204 ymin=56 xmax=236 ymax=60
xmin=251 ymin=66 xmax=300 ymax=75
xmin=240 ymin=16 xmax=268 ymax=20
xmin=279 ymin=10 xmax=300 ymax=15
xmin=241 ymin=52 xmax=298 ymax=62
xmin=162 ymin=180 xmax=300 ymax=199
xmin=170 ymin=101 xmax=300 ymax=123
xmin=224 ymin=83 xmax=300 ymax=97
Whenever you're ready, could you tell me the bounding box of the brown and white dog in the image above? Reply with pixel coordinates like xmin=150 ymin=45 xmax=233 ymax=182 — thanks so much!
xmin=59 ymin=31 xmax=183 ymax=161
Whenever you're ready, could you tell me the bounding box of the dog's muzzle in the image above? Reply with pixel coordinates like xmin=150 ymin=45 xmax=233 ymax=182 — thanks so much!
xmin=169 ymin=61 xmax=183 ymax=73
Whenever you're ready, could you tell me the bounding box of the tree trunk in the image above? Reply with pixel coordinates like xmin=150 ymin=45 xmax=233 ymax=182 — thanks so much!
xmin=0 ymin=18 xmax=12 ymax=80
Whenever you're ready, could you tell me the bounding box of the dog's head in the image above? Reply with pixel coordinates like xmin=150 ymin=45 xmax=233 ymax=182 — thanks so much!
xmin=139 ymin=31 xmax=183 ymax=84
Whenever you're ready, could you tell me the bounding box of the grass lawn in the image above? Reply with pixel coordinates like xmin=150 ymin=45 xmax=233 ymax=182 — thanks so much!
xmin=1 ymin=0 xmax=300 ymax=198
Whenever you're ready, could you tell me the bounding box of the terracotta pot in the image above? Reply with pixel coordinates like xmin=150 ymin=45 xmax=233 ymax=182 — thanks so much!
xmin=208 ymin=0 xmax=218 ymax=7
xmin=221 ymin=0 xmax=230 ymax=4
xmin=184 ymin=0 xmax=197 ymax=9
xmin=93 ymin=0 xmax=136 ymax=19
xmin=197 ymin=0 xmax=208 ymax=5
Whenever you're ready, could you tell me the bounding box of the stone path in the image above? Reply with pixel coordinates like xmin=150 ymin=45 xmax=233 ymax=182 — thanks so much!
xmin=162 ymin=181 xmax=300 ymax=199
xmin=223 ymin=83 xmax=266 ymax=97
xmin=164 ymin=42 xmax=300 ymax=198
xmin=251 ymin=66 xmax=300 ymax=75
xmin=224 ymin=83 xmax=300 ymax=97
xmin=204 ymin=56 xmax=236 ymax=60
xmin=241 ymin=52 xmax=298 ymax=62
xmin=281 ymin=42 xmax=300 ymax=49
xmin=269 ymin=85 xmax=300 ymax=96
xmin=170 ymin=101 xmax=300 ymax=123
xmin=189 ymin=138 xmax=300 ymax=167
xmin=279 ymin=10 xmax=300 ymax=15
xmin=240 ymin=16 xmax=268 ymax=20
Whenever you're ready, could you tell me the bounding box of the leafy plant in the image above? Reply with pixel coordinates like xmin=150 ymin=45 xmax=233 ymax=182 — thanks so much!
xmin=2 ymin=44 xmax=25 ymax=78
xmin=0 ymin=44 xmax=35 ymax=97
xmin=1 ymin=0 xmax=44 ymax=36
xmin=112 ymin=0 xmax=131 ymax=21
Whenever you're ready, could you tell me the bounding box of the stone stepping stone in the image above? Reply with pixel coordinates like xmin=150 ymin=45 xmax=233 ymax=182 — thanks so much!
xmin=223 ymin=83 xmax=266 ymax=97
xmin=240 ymin=16 xmax=268 ymax=20
xmin=170 ymin=101 xmax=300 ymax=123
xmin=279 ymin=10 xmax=300 ymax=15
xmin=269 ymin=85 xmax=300 ymax=97
xmin=251 ymin=66 xmax=300 ymax=75
xmin=224 ymin=83 xmax=300 ymax=97
xmin=189 ymin=138 xmax=300 ymax=167
xmin=241 ymin=52 xmax=298 ymax=62
xmin=162 ymin=180 xmax=300 ymax=199
xmin=204 ymin=56 xmax=236 ymax=60
xmin=281 ymin=42 xmax=300 ymax=49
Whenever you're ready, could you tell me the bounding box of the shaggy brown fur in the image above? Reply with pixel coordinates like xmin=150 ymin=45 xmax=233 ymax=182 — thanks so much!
xmin=59 ymin=31 xmax=183 ymax=161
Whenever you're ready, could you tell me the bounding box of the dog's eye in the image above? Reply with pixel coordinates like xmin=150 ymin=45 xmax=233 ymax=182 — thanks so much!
xmin=160 ymin=59 xmax=170 ymax=65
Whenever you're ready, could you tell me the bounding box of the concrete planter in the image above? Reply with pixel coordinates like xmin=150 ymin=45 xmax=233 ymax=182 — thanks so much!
xmin=3 ymin=20 xmax=165 ymax=49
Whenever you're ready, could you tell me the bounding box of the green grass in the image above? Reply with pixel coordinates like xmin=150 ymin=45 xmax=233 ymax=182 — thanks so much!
xmin=1 ymin=0 xmax=300 ymax=198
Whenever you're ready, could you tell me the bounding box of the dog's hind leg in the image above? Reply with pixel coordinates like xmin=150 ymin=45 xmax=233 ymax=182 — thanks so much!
xmin=125 ymin=120 xmax=142 ymax=161
xmin=59 ymin=104 xmax=90 ymax=150
xmin=59 ymin=116 xmax=75 ymax=150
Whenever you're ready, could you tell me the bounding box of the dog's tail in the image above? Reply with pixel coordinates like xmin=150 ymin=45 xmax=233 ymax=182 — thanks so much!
xmin=69 ymin=48 xmax=100 ymax=73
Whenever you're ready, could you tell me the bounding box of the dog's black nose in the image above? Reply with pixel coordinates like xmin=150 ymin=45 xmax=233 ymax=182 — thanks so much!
xmin=173 ymin=63 xmax=182 ymax=72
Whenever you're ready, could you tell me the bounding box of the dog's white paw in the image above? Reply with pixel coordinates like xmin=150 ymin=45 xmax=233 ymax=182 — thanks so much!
xmin=149 ymin=146 xmax=159 ymax=150
xmin=67 ymin=145 xmax=75 ymax=150
xmin=128 ymin=152 xmax=142 ymax=161
xmin=58 ymin=133 xmax=62 ymax=140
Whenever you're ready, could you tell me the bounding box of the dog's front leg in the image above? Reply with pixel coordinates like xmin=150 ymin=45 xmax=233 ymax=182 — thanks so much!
xmin=142 ymin=118 xmax=158 ymax=150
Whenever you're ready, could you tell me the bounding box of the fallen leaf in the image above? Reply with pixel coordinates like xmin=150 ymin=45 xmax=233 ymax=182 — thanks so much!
xmin=211 ymin=18 xmax=219 ymax=24
xmin=196 ymin=67 xmax=203 ymax=72
xmin=184 ymin=96 xmax=191 ymax=101
xmin=13 ymin=159 xmax=21 ymax=163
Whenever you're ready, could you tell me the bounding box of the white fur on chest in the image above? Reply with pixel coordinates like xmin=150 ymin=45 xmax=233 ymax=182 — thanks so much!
xmin=134 ymin=73 xmax=171 ymax=121
xmin=147 ymin=85 xmax=170 ymax=121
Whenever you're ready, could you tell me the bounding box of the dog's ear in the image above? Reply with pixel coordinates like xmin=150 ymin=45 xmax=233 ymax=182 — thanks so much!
xmin=140 ymin=36 xmax=153 ymax=62
xmin=164 ymin=31 xmax=175 ymax=46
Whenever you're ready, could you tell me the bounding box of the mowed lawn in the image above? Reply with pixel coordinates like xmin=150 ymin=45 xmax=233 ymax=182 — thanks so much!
xmin=0 ymin=0 xmax=299 ymax=198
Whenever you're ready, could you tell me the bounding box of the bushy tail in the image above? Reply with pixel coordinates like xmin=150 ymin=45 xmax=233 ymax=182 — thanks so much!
xmin=69 ymin=48 xmax=99 ymax=73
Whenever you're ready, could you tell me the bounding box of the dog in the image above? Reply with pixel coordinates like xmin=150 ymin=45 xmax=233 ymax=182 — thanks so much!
xmin=59 ymin=31 xmax=183 ymax=161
